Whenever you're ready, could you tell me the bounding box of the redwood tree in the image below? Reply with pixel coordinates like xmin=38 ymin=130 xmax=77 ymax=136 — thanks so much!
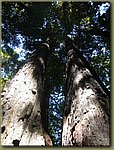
xmin=1 ymin=43 xmax=52 ymax=146
xmin=1 ymin=1 xmax=110 ymax=146
xmin=62 ymin=42 xmax=110 ymax=146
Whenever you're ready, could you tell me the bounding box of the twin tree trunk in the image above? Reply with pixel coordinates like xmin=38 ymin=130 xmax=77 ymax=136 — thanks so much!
xmin=1 ymin=41 xmax=110 ymax=146
xmin=62 ymin=43 xmax=110 ymax=146
xmin=1 ymin=43 xmax=52 ymax=146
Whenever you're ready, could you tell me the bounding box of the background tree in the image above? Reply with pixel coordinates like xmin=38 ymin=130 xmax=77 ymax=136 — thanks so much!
xmin=1 ymin=1 xmax=110 ymax=146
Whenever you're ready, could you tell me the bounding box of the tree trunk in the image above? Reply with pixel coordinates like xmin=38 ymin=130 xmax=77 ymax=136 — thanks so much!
xmin=62 ymin=43 xmax=110 ymax=146
xmin=1 ymin=43 xmax=52 ymax=146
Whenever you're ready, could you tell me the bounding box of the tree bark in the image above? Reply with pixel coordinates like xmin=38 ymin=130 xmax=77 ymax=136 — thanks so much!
xmin=1 ymin=43 xmax=52 ymax=146
xmin=62 ymin=43 xmax=110 ymax=146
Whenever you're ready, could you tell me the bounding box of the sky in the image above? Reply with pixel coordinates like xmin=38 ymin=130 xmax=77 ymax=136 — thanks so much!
xmin=99 ymin=2 xmax=110 ymax=15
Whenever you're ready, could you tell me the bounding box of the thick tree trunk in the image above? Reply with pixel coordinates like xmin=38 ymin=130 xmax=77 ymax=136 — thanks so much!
xmin=62 ymin=43 xmax=110 ymax=146
xmin=1 ymin=43 xmax=52 ymax=146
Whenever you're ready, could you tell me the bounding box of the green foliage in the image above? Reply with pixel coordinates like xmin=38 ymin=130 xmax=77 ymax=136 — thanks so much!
xmin=1 ymin=77 xmax=9 ymax=90
xmin=1 ymin=46 xmax=24 ymax=90
xmin=1 ymin=1 xmax=110 ymax=145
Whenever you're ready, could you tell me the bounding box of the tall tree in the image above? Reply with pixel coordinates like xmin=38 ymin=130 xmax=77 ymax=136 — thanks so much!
xmin=62 ymin=41 xmax=110 ymax=146
xmin=1 ymin=42 xmax=52 ymax=146
xmin=1 ymin=1 xmax=110 ymax=146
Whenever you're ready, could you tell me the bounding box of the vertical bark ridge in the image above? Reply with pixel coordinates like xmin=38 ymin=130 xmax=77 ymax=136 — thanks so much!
xmin=1 ymin=43 xmax=52 ymax=146
xmin=62 ymin=43 xmax=110 ymax=146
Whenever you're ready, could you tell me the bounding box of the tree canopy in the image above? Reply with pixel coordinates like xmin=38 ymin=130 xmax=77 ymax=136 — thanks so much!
xmin=1 ymin=1 xmax=110 ymax=145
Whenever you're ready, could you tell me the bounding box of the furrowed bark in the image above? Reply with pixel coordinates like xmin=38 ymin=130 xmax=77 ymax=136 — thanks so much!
xmin=1 ymin=43 xmax=52 ymax=146
xmin=62 ymin=43 xmax=110 ymax=146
